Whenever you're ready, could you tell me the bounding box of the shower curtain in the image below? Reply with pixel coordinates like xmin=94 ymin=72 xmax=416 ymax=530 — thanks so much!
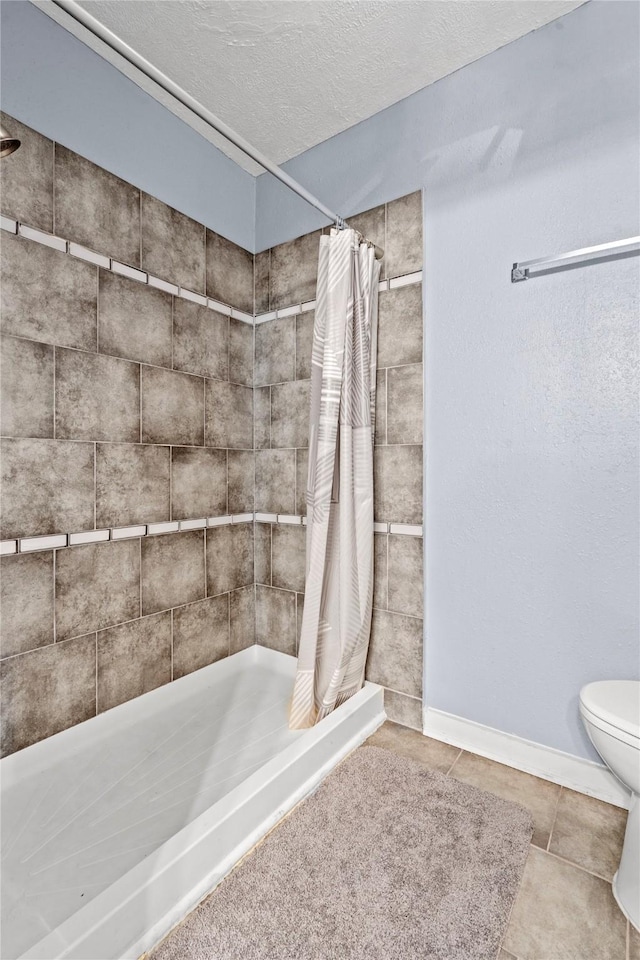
xmin=289 ymin=228 xmax=381 ymax=730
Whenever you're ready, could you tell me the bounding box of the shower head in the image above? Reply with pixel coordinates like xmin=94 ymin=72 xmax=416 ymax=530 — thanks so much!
xmin=0 ymin=124 xmax=21 ymax=158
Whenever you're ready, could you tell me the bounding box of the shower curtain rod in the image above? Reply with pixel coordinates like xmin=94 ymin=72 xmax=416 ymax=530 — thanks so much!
xmin=50 ymin=0 xmax=385 ymax=256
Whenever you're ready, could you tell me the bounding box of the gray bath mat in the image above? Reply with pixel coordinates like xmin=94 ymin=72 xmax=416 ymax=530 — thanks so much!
xmin=150 ymin=745 xmax=533 ymax=960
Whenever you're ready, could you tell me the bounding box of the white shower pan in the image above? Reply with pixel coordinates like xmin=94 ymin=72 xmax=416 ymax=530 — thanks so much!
xmin=1 ymin=645 xmax=384 ymax=960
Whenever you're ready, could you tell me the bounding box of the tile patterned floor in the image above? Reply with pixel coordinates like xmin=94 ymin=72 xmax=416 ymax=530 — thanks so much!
xmin=366 ymin=721 xmax=634 ymax=960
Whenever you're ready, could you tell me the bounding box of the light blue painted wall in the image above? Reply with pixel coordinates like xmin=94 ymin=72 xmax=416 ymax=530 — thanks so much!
xmin=0 ymin=0 xmax=255 ymax=250
xmin=257 ymin=0 xmax=640 ymax=761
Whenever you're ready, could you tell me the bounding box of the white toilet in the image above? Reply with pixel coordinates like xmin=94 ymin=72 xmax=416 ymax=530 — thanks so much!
xmin=579 ymin=680 xmax=640 ymax=931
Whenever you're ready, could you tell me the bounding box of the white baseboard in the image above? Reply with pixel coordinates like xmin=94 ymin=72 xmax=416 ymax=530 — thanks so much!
xmin=423 ymin=706 xmax=631 ymax=810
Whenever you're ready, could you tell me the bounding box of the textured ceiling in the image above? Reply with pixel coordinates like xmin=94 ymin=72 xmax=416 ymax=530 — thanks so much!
xmin=38 ymin=0 xmax=585 ymax=174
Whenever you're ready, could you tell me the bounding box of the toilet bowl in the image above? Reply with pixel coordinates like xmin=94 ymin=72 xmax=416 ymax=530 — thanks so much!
xmin=579 ymin=680 xmax=640 ymax=931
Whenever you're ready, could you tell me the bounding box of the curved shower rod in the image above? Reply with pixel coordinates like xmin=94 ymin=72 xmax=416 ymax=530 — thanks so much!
xmin=48 ymin=0 xmax=384 ymax=247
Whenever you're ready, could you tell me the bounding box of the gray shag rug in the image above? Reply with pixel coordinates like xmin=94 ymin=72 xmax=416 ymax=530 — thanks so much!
xmin=150 ymin=746 xmax=533 ymax=960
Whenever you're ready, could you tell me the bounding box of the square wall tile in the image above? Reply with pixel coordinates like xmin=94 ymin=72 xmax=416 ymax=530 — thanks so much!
xmin=1 ymin=635 xmax=96 ymax=756
xmin=98 ymin=270 xmax=173 ymax=367
xmin=1 ymin=234 xmax=97 ymax=351
xmin=56 ymin=539 xmax=140 ymax=641
xmin=295 ymin=448 xmax=309 ymax=518
xmin=142 ymin=366 xmax=204 ymax=446
xmin=255 ymin=317 xmax=295 ymax=386
xmin=254 ymin=250 xmax=270 ymax=314
xmin=55 ymin=145 xmax=140 ymax=266
xmin=388 ymin=534 xmax=423 ymax=618
xmin=97 ymin=612 xmax=171 ymax=713
xmin=171 ymin=446 xmax=227 ymax=520
xmin=254 ymin=386 xmax=270 ymax=450
xmin=141 ymin=193 xmax=205 ymax=292
xmin=228 ymin=450 xmax=254 ymax=514
xmin=377 ymin=285 xmax=423 ymax=369
xmin=255 ymin=584 xmax=296 ymax=655
xmin=55 ymin=348 xmax=140 ymax=442
xmin=173 ymin=594 xmax=229 ymax=679
xmin=270 ymin=230 xmax=321 ymax=310
xmin=0 ymin=112 xmax=53 ymax=232
xmin=206 ymin=524 xmax=253 ymax=596
xmin=96 ymin=442 xmax=170 ymax=528
xmin=206 ymin=231 xmax=253 ymax=313
xmin=230 ymin=585 xmax=255 ymax=653
xmin=295 ymin=310 xmax=314 ymax=381
xmin=365 ymin=608 xmax=423 ymax=698
xmin=255 ymin=449 xmax=295 ymax=514
xmin=254 ymin=523 xmax=271 ymax=585
xmin=385 ymin=191 xmax=422 ymax=279
xmin=205 ymin=380 xmax=252 ymax=449
xmin=271 ymin=380 xmax=310 ymax=449
xmin=386 ymin=363 xmax=423 ymax=445
xmin=229 ymin=318 xmax=253 ymax=386
xmin=374 ymin=445 xmax=423 ymax=524
xmin=141 ymin=530 xmax=205 ymax=615
xmin=271 ymin=524 xmax=306 ymax=593
xmin=374 ymin=368 xmax=386 ymax=444
xmin=373 ymin=533 xmax=388 ymax=610
xmin=173 ymin=298 xmax=228 ymax=381
xmin=383 ymin=689 xmax=422 ymax=731
xmin=0 ymin=553 xmax=54 ymax=658
xmin=1 ymin=438 xmax=94 ymax=539
xmin=1 ymin=336 xmax=54 ymax=438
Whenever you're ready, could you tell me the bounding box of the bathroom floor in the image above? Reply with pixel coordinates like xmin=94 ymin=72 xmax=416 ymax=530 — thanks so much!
xmin=368 ymin=722 xmax=637 ymax=960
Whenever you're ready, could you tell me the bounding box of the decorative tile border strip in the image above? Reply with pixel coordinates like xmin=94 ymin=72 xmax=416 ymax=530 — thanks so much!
xmin=0 ymin=514 xmax=421 ymax=555
xmin=253 ymin=272 xmax=423 ymax=325
xmin=0 ymin=215 xmax=255 ymax=324
xmin=2 ymin=213 xmax=422 ymax=327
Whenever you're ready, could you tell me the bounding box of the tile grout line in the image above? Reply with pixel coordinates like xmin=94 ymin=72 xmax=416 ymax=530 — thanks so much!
xmin=138 ymin=191 xmax=142 ymax=269
xmin=52 ymin=548 xmax=57 ymax=643
xmin=52 ymin=345 xmax=57 ymax=441
xmin=626 ymin=920 xmax=630 ymax=960
xmin=51 ymin=141 xmax=56 ymax=235
xmin=546 ymin=784 xmax=563 ymax=852
xmin=170 ymin=607 xmax=174 ymax=682
xmin=446 ymin=748 xmax=464 ymax=776
xmin=537 ymin=843 xmax=620 ymax=886
xmin=2 ymin=326 xmax=421 ymax=392
xmin=93 ymin=441 xmax=97 ymax=531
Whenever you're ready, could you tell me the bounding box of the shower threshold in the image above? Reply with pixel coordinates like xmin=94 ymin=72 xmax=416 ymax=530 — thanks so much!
xmin=1 ymin=645 xmax=384 ymax=960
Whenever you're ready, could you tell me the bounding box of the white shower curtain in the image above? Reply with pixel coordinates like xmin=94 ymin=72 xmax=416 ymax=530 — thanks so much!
xmin=289 ymin=228 xmax=381 ymax=729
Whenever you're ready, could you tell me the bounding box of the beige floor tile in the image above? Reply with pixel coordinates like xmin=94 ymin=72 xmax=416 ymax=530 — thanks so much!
xmin=629 ymin=921 xmax=640 ymax=960
xmin=498 ymin=951 xmax=518 ymax=960
xmin=448 ymin=752 xmax=560 ymax=848
xmin=503 ymin=846 xmax=627 ymax=959
xmin=549 ymin=788 xmax=627 ymax=880
xmin=365 ymin=720 xmax=461 ymax=773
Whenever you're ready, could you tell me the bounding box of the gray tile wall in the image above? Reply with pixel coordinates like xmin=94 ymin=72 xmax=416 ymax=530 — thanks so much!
xmin=0 ymin=115 xmax=256 ymax=756
xmin=254 ymin=193 xmax=424 ymax=731
xmin=0 ymin=113 xmax=425 ymax=755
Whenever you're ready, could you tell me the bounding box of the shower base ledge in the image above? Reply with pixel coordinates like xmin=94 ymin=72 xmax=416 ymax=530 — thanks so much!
xmin=5 ymin=646 xmax=384 ymax=960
